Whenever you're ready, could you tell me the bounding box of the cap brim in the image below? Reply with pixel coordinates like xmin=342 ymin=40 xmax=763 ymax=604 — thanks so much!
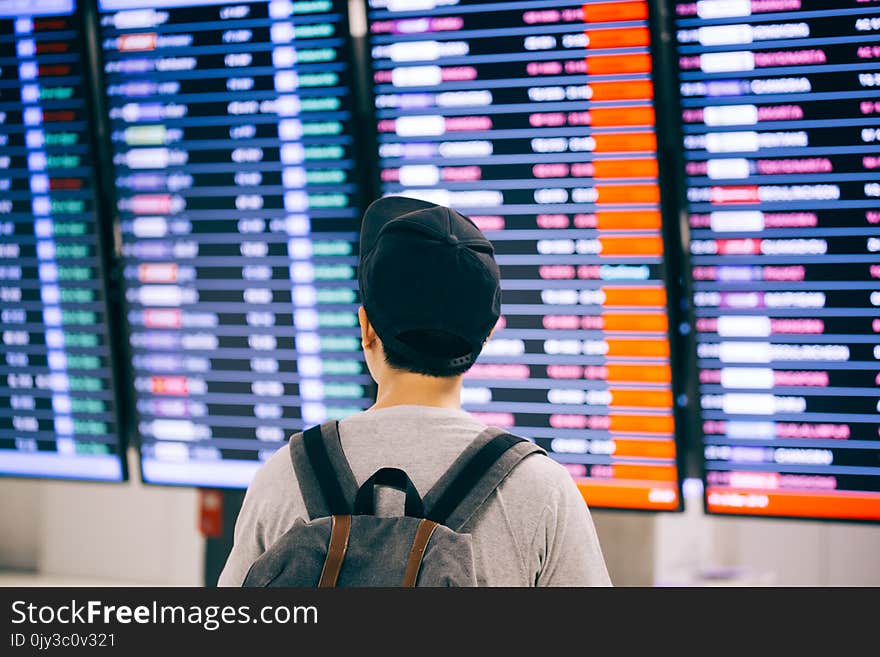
xmin=360 ymin=195 xmax=439 ymax=257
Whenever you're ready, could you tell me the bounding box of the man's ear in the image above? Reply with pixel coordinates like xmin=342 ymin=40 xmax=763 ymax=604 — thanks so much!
xmin=358 ymin=306 xmax=377 ymax=349
xmin=483 ymin=319 xmax=500 ymax=345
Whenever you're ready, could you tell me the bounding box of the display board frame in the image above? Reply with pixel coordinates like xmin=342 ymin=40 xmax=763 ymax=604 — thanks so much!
xmin=0 ymin=0 xmax=129 ymax=483
xmin=90 ymin=0 xmax=375 ymax=489
xmin=660 ymin=0 xmax=880 ymax=524
xmin=363 ymin=0 xmax=692 ymax=512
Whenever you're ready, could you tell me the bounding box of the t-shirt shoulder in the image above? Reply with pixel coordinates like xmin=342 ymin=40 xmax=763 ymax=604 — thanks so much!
xmin=242 ymin=441 xmax=305 ymax=532
xmin=503 ymin=450 xmax=578 ymax=498
xmin=249 ymin=440 xmax=295 ymax=494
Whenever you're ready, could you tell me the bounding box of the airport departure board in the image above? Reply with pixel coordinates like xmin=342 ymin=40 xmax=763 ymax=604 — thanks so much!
xmin=368 ymin=0 xmax=682 ymax=510
xmin=98 ymin=0 xmax=370 ymax=487
xmin=674 ymin=0 xmax=880 ymax=520
xmin=0 ymin=0 xmax=125 ymax=481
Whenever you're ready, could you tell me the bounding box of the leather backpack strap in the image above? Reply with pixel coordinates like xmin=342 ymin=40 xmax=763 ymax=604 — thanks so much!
xmin=318 ymin=515 xmax=352 ymax=588
xmin=401 ymin=519 xmax=439 ymax=587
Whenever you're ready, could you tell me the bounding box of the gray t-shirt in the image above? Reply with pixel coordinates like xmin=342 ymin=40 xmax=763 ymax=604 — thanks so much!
xmin=218 ymin=405 xmax=612 ymax=587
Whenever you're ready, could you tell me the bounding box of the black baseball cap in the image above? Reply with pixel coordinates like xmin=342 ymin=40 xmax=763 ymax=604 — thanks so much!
xmin=358 ymin=196 xmax=501 ymax=373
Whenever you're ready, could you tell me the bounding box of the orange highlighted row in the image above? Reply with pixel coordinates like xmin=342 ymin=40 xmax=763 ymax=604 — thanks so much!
xmin=606 ymin=338 xmax=669 ymax=359
xmin=605 ymin=363 xmax=671 ymax=384
xmin=591 ymin=80 xmax=653 ymax=102
xmin=612 ymin=438 xmax=677 ymax=460
xmin=583 ymin=1 xmax=649 ymax=24
xmin=601 ymin=286 xmax=667 ymax=307
xmin=587 ymin=53 xmax=652 ymax=75
xmin=596 ymin=210 xmax=661 ymax=230
xmin=593 ymin=132 xmax=656 ymax=153
xmin=597 ymin=183 xmax=660 ymax=204
xmin=575 ymin=479 xmax=679 ymax=510
xmin=593 ymin=158 xmax=658 ymax=179
xmin=707 ymin=488 xmax=880 ymax=521
xmin=609 ymin=388 xmax=672 ymax=409
xmin=586 ymin=26 xmax=650 ymax=49
xmin=590 ymin=106 xmax=655 ymax=128
xmin=602 ymin=313 xmax=668 ymax=333
xmin=609 ymin=413 xmax=674 ymax=434
xmin=599 ymin=235 xmax=663 ymax=256
xmin=608 ymin=464 xmax=678 ymax=482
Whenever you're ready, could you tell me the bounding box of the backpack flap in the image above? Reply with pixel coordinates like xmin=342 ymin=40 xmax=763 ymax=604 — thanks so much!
xmin=244 ymin=514 xmax=478 ymax=587
xmin=242 ymin=515 xmax=334 ymax=587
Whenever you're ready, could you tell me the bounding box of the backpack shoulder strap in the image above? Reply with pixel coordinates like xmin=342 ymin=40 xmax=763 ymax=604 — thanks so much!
xmin=423 ymin=426 xmax=546 ymax=531
xmin=288 ymin=421 xmax=358 ymax=518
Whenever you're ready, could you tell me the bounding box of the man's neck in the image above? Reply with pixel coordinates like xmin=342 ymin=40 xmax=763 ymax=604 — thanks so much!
xmin=370 ymin=372 xmax=463 ymax=411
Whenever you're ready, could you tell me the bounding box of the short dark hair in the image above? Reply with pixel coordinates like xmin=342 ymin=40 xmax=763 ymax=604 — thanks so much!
xmin=382 ymin=329 xmax=476 ymax=378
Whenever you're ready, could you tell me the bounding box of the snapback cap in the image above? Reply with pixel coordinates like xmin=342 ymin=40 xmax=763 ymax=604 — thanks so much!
xmin=358 ymin=196 xmax=501 ymax=373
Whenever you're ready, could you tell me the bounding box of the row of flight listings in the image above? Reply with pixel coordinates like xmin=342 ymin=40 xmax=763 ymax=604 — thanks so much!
xmin=0 ymin=0 xmax=878 ymax=522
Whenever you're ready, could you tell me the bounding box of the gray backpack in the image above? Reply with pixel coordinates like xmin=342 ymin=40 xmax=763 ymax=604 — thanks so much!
xmin=242 ymin=421 xmax=545 ymax=587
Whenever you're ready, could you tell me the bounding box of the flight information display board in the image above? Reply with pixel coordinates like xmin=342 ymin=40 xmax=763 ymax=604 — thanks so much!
xmin=368 ymin=0 xmax=682 ymax=510
xmin=98 ymin=0 xmax=370 ymax=487
xmin=0 ymin=0 xmax=125 ymax=481
xmin=674 ymin=0 xmax=880 ymax=521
